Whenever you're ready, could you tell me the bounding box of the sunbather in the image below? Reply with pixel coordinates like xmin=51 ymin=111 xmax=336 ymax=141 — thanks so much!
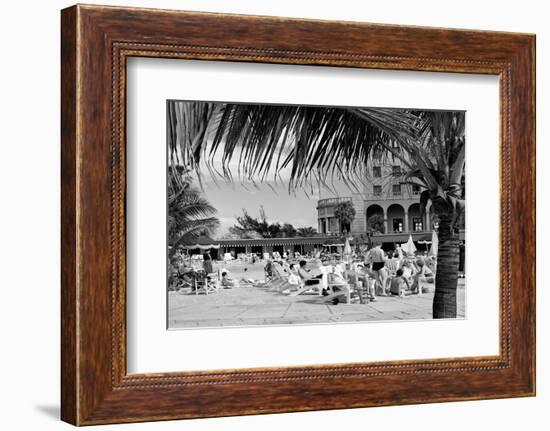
xmin=220 ymin=271 xmax=236 ymax=288
xmin=286 ymin=263 xmax=302 ymax=286
xmin=389 ymin=269 xmax=410 ymax=297
xmin=297 ymin=260 xmax=326 ymax=295
xmin=239 ymin=267 xmax=257 ymax=285
xmin=264 ymin=259 xmax=273 ymax=278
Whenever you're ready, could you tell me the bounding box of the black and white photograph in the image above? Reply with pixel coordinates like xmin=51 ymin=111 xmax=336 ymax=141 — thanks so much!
xmin=167 ymin=101 xmax=466 ymax=329
xmin=1 ymin=0 xmax=542 ymax=429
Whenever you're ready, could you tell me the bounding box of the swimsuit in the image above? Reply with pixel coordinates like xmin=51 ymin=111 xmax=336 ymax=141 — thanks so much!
xmin=372 ymin=261 xmax=385 ymax=271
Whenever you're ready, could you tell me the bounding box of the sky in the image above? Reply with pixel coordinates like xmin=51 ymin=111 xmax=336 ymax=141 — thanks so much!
xmin=192 ymin=154 xmax=352 ymax=239
xmin=197 ymin=176 xmax=318 ymax=237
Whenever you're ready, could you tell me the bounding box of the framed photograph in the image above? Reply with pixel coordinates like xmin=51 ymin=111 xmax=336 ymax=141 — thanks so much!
xmin=61 ymin=4 xmax=536 ymax=425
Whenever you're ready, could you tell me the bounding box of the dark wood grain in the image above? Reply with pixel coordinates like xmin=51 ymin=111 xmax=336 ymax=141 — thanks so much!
xmin=61 ymin=4 xmax=536 ymax=425
xmin=60 ymin=5 xmax=78 ymax=425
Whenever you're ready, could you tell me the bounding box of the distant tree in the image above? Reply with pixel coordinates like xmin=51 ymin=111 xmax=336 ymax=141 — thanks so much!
xmin=229 ymin=207 xmax=316 ymax=238
xmin=281 ymin=223 xmax=297 ymax=238
xmin=367 ymin=214 xmax=386 ymax=234
xmin=229 ymin=206 xmax=284 ymax=238
xmin=296 ymin=226 xmax=318 ymax=237
xmin=228 ymin=207 xmax=270 ymax=238
xmin=268 ymin=222 xmax=282 ymax=238
xmin=334 ymin=201 xmax=356 ymax=234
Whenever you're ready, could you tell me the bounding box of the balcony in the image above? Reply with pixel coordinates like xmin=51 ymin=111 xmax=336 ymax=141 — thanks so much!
xmin=317 ymin=197 xmax=352 ymax=208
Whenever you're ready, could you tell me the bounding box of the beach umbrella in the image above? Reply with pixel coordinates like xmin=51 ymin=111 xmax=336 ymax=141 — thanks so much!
xmin=343 ymin=238 xmax=352 ymax=263
xmin=182 ymin=235 xmax=220 ymax=250
xmin=343 ymin=238 xmax=352 ymax=254
xmin=428 ymin=230 xmax=438 ymax=256
xmin=401 ymin=235 xmax=417 ymax=255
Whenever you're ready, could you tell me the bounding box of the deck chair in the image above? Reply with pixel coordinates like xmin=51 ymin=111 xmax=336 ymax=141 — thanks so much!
xmin=303 ymin=271 xmax=354 ymax=304
xmin=327 ymin=265 xmax=352 ymax=304
xmin=288 ymin=265 xmax=331 ymax=297
xmin=194 ymin=270 xmax=221 ymax=295
xmin=266 ymin=264 xmax=293 ymax=292
xmin=385 ymin=259 xmax=401 ymax=275
xmin=280 ymin=273 xmax=304 ymax=295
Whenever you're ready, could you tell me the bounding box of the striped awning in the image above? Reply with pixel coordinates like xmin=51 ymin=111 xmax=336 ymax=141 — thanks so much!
xmin=217 ymin=236 xmax=338 ymax=247
xmin=181 ymin=244 xmax=220 ymax=250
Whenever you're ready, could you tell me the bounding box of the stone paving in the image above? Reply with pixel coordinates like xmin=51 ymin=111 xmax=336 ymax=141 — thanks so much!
xmin=168 ymin=278 xmax=466 ymax=329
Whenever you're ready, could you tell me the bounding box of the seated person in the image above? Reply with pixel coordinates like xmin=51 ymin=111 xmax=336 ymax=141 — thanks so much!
xmin=389 ymin=269 xmax=410 ymax=297
xmin=168 ymin=263 xmax=181 ymax=289
xmin=286 ymin=263 xmax=302 ymax=286
xmin=220 ymin=271 xmax=236 ymax=288
xmin=264 ymin=259 xmax=273 ymax=278
xmin=329 ymin=268 xmax=347 ymax=288
xmin=297 ymin=260 xmax=326 ymax=294
xmin=410 ymin=259 xmax=427 ymax=293
xmin=239 ymin=267 xmax=256 ymax=285
xmin=352 ymin=263 xmax=376 ymax=302
xmin=425 ymin=255 xmax=437 ymax=273
xmin=171 ymin=259 xmax=200 ymax=289
xmin=328 ymin=268 xmax=352 ymax=299
xmin=399 ymin=260 xmax=415 ymax=282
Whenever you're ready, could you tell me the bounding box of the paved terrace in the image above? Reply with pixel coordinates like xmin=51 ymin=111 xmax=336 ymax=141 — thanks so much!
xmin=168 ymin=263 xmax=466 ymax=328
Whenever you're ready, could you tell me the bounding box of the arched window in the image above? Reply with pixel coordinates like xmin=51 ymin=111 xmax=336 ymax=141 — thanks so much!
xmin=387 ymin=204 xmax=405 ymax=232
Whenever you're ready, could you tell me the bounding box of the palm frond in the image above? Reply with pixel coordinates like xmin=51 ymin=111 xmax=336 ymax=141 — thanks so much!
xmin=168 ymin=102 xmax=427 ymax=190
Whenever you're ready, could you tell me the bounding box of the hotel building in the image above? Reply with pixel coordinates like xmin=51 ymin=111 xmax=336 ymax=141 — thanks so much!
xmin=317 ymin=149 xmax=437 ymax=242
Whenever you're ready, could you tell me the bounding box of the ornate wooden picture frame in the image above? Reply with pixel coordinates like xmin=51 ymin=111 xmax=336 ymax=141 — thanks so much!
xmin=61 ymin=4 xmax=535 ymax=425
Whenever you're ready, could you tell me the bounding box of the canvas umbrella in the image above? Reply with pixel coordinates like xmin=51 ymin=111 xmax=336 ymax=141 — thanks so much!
xmin=401 ymin=234 xmax=417 ymax=255
xmin=343 ymin=237 xmax=352 ymax=264
xmin=182 ymin=235 xmax=220 ymax=250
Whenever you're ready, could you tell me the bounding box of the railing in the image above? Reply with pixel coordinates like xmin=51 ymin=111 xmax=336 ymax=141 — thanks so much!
xmin=317 ymin=196 xmax=352 ymax=207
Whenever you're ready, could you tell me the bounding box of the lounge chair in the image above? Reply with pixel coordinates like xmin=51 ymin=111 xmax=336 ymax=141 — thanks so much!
xmin=385 ymin=258 xmax=401 ymax=275
xmin=266 ymin=264 xmax=295 ymax=292
xmin=288 ymin=265 xmax=332 ymax=297
xmin=194 ymin=270 xmax=221 ymax=295
xmin=327 ymin=266 xmax=352 ymax=304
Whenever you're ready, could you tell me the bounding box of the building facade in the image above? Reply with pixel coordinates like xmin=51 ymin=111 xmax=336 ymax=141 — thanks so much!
xmin=317 ymin=150 xmax=434 ymax=239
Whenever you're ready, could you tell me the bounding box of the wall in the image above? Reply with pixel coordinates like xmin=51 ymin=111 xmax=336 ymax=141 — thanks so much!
xmin=0 ymin=1 xmax=547 ymax=430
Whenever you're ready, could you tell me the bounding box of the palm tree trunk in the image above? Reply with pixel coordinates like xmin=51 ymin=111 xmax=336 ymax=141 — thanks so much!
xmin=432 ymin=211 xmax=460 ymax=318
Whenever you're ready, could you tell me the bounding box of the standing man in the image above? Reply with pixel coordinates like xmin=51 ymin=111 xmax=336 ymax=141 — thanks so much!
xmin=366 ymin=241 xmax=388 ymax=295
